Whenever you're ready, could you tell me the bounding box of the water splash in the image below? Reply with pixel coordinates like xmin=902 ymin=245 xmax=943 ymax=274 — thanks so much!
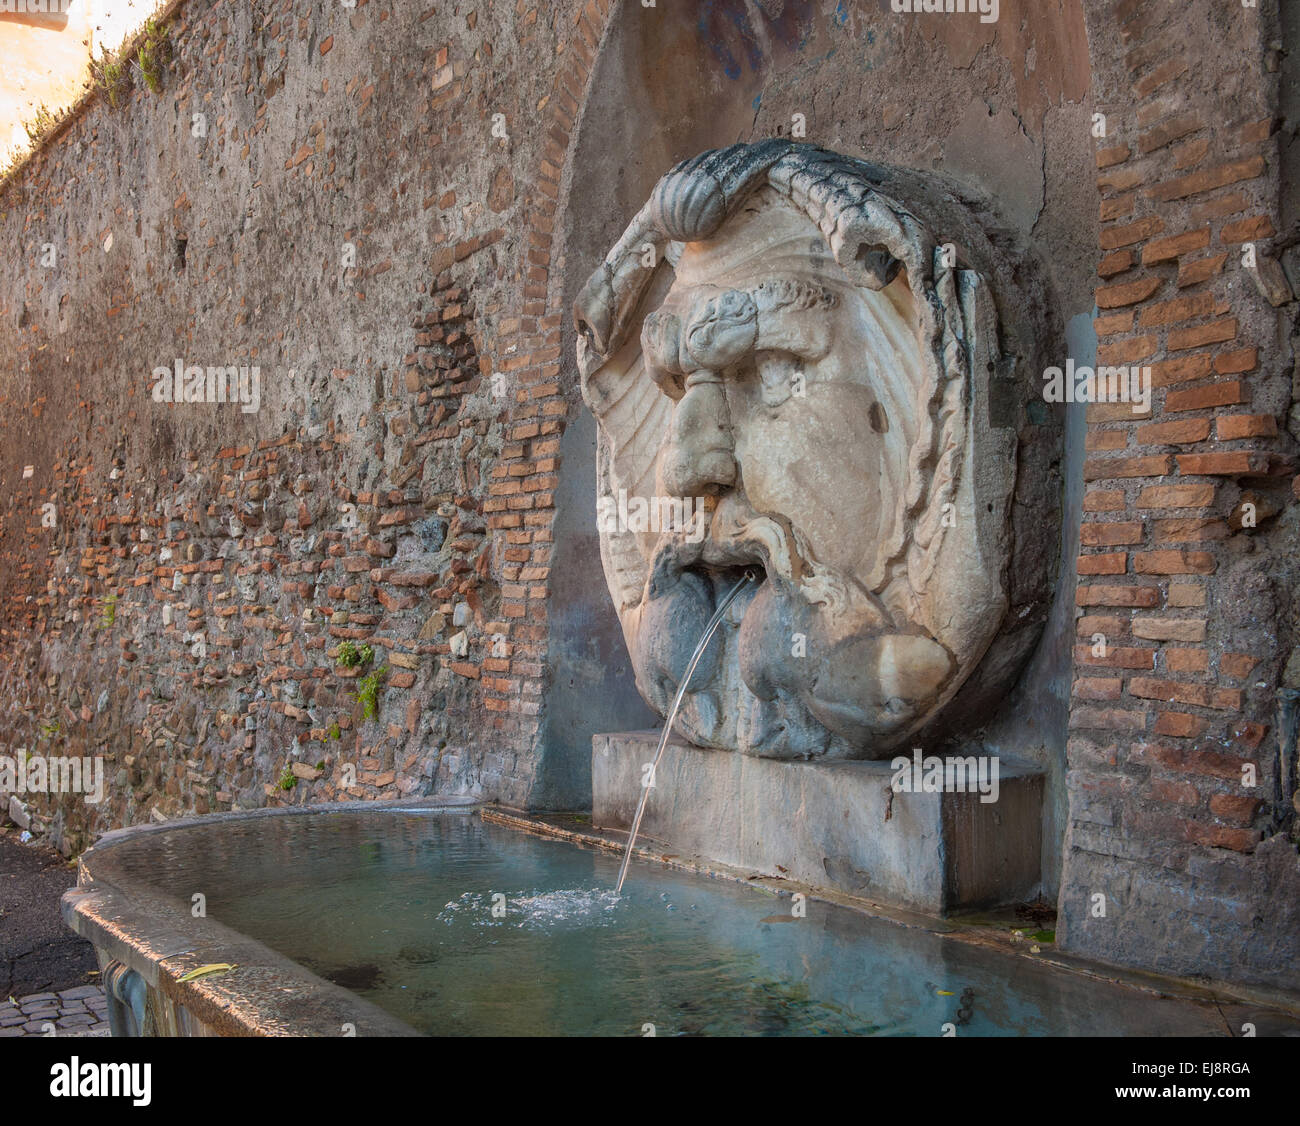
xmin=615 ymin=570 xmax=757 ymax=894
xmin=437 ymin=888 xmax=621 ymax=930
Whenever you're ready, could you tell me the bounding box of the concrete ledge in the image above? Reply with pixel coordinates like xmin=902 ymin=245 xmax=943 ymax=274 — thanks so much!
xmin=593 ymin=732 xmax=1043 ymax=914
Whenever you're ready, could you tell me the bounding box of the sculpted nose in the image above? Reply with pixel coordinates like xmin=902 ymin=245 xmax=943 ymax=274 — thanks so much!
xmin=662 ymin=371 xmax=737 ymax=497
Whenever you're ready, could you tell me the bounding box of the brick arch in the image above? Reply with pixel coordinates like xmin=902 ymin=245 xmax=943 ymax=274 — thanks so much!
xmin=474 ymin=0 xmax=618 ymax=804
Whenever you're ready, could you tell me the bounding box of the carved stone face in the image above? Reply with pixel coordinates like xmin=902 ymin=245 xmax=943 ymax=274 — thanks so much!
xmin=577 ymin=143 xmax=1026 ymax=760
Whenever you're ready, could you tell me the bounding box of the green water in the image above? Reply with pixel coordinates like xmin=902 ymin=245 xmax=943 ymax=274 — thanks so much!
xmin=100 ymin=810 xmax=1243 ymax=1036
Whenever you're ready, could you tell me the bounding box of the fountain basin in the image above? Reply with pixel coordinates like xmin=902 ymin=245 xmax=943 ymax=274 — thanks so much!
xmin=62 ymin=800 xmax=1300 ymax=1036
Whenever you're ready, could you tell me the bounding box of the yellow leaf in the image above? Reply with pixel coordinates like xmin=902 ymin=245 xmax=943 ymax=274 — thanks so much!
xmin=936 ymin=990 xmax=955 ymax=996
xmin=177 ymin=963 xmax=237 ymax=982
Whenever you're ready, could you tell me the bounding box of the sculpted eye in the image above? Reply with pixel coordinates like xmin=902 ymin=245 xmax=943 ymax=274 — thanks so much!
xmin=868 ymin=401 xmax=888 ymax=433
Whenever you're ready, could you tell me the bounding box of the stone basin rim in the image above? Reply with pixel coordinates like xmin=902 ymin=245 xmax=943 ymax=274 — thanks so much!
xmin=64 ymin=796 xmax=483 ymax=1037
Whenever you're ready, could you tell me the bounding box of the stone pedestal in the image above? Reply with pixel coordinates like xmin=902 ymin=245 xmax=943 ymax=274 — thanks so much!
xmin=593 ymin=732 xmax=1043 ymax=914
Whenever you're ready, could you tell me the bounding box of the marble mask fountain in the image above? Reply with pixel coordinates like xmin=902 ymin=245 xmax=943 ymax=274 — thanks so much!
xmin=576 ymin=141 xmax=1061 ymax=911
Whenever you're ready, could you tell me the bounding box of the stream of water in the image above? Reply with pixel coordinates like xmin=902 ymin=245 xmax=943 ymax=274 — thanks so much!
xmin=614 ymin=571 xmax=756 ymax=894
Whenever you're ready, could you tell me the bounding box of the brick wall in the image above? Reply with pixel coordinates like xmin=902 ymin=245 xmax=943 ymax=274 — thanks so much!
xmin=1059 ymin=0 xmax=1300 ymax=990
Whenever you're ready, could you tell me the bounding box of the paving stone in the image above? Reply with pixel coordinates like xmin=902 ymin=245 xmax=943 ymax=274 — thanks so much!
xmin=22 ymin=1020 xmax=54 ymax=1034
xmin=0 ymin=1028 xmax=24 ymax=1037
xmin=0 ymin=1013 xmax=27 ymax=1027
xmin=58 ymin=985 xmax=105 ymax=1001
xmin=16 ymin=992 xmax=57 ymax=1005
xmin=56 ymin=1014 xmax=96 ymax=1029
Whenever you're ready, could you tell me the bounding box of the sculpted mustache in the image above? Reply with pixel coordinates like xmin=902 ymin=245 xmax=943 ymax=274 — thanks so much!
xmin=646 ymin=511 xmax=861 ymax=616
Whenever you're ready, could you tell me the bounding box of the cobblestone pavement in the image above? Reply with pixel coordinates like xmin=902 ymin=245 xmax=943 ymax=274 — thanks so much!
xmin=0 ymin=984 xmax=110 ymax=1037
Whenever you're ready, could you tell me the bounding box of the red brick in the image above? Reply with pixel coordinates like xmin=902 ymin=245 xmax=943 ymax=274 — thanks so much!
xmin=1171 ymin=137 xmax=1210 ymax=172
xmin=1168 ymin=319 xmax=1237 ymax=352
xmin=1075 ymin=677 xmax=1122 ymax=701
xmin=1209 ymin=793 xmax=1262 ymax=823
xmin=1138 ymin=293 xmax=1215 ymax=328
xmin=1220 ymin=653 xmax=1260 ymax=679
xmin=1133 ymin=550 xmax=1216 ymax=575
xmin=1141 ymin=228 xmax=1210 ymax=265
xmin=1191 ymin=191 xmax=1248 ymax=222
xmin=1133 ymin=613 xmax=1211 ymax=639
xmin=1138 ymin=113 xmax=1203 ymax=155
xmin=1185 ymin=823 xmax=1256 ymax=852
xmin=1166 ymin=648 xmax=1209 ymax=674
xmin=1098 ymin=251 xmax=1136 ymax=279
xmin=1176 ymin=253 xmax=1227 ymax=288
xmin=1149 ymin=353 xmax=1213 ymax=388
xmin=1101 ymin=218 xmax=1166 ymax=252
xmin=1080 ymin=521 xmax=1145 ymax=546
xmin=1130 ymin=677 xmax=1233 ymax=708
xmin=1078 ymin=553 xmax=1127 ymax=575
xmin=1163 ymin=381 xmax=1245 ymax=413
xmin=1153 ymin=711 xmax=1208 ymax=738
xmin=1069 ymin=706 xmax=1149 ymax=732
xmin=1076 ymin=585 xmax=1161 ymax=608
xmin=1083 ymin=489 xmax=1126 ymax=512
xmin=1216 ymin=414 xmax=1276 ymax=440
xmin=1145 ymin=157 xmax=1266 ymax=203
xmin=1096 ymin=145 xmax=1131 ymax=169
xmin=1135 ymin=418 xmax=1210 ymax=444
xmin=1136 ymin=484 xmax=1214 ymax=508
xmin=1083 ymin=455 xmax=1171 ymax=480
xmin=1101 ymin=193 xmax=1137 ymax=222
xmin=1221 ymin=214 xmax=1276 ymax=243
xmin=1077 ymin=614 xmax=1127 ymax=638
xmin=1074 ymin=645 xmax=1155 ymax=670
xmin=1097 ymin=335 xmax=1157 ymax=365
xmin=1213 ymin=347 xmax=1258 ymax=375
xmin=1153 ymin=518 xmax=1227 ymax=543
xmin=1177 ymin=451 xmax=1290 ymax=477
xmin=1098 ymin=167 xmax=1145 ymax=194
xmin=1095 ymin=276 xmax=1163 ymax=307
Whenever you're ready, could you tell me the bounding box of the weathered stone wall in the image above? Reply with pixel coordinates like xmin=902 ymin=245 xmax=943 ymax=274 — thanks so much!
xmin=1 ymin=0 xmax=1297 ymax=996
xmin=0 ymin=0 xmax=583 ymax=845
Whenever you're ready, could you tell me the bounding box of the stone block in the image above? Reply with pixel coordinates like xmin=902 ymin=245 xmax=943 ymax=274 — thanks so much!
xmin=593 ymin=732 xmax=1043 ymax=914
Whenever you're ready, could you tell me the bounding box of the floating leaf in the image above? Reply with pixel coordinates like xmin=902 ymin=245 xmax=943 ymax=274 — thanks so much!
xmin=177 ymin=963 xmax=237 ymax=982
xmin=936 ymin=989 xmax=955 ymax=996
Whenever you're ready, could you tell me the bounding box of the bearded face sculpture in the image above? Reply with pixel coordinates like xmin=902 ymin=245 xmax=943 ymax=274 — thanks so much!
xmin=575 ymin=142 xmax=1046 ymax=761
